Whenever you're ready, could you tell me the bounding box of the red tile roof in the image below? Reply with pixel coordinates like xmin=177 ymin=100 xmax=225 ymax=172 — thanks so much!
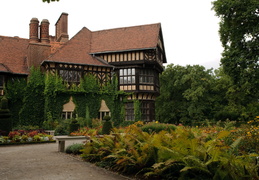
xmin=46 ymin=23 xmax=162 ymax=65
xmin=0 ymin=63 xmax=11 ymax=73
xmin=91 ymin=23 xmax=161 ymax=53
xmin=0 ymin=36 xmax=29 ymax=75
xmin=46 ymin=27 xmax=111 ymax=67
xmin=0 ymin=22 xmax=163 ymax=75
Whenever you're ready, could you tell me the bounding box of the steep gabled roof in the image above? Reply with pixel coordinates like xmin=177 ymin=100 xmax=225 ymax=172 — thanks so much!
xmin=46 ymin=27 xmax=112 ymax=67
xmin=0 ymin=20 xmax=165 ymax=75
xmin=90 ymin=23 xmax=161 ymax=54
xmin=0 ymin=36 xmax=29 ymax=75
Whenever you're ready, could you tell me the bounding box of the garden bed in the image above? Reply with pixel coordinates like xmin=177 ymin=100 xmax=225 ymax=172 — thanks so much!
xmin=0 ymin=130 xmax=55 ymax=146
xmin=68 ymin=120 xmax=259 ymax=180
xmin=0 ymin=140 xmax=56 ymax=146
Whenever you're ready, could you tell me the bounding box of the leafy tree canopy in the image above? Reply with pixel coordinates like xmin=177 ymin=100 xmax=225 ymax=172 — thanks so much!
xmin=156 ymin=64 xmax=216 ymax=125
xmin=212 ymin=0 xmax=259 ymax=97
xmin=42 ymin=0 xmax=59 ymax=3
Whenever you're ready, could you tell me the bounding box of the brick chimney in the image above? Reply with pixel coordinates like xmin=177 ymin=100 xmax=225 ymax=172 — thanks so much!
xmin=28 ymin=18 xmax=50 ymax=68
xmin=55 ymin=12 xmax=69 ymax=42
xmin=29 ymin=18 xmax=39 ymax=43
xmin=40 ymin=19 xmax=50 ymax=44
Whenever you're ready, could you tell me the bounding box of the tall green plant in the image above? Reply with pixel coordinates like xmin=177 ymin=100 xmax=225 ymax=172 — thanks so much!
xmin=0 ymin=96 xmax=12 ymax=135
xmin=44 ymin=72 xmax=66 ymax=122
xmin=19 ymin=67 xmax=45 ymax=126
xmin=134 ymin=100 xmax=141 ymax=122
xmin=85 ymin=105 xmax=92 ymax=127
xmin=5 ymin=77 xmax=26 ymax=127
xmin=80 ymin=74 xmax=100 ymax=92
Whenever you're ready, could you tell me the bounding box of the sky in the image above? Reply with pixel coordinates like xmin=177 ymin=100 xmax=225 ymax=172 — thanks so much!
xmin=0 ymin=0 xmax=223 ymax=69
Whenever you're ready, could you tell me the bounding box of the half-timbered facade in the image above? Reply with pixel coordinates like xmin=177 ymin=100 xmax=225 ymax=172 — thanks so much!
xmin=0 ymin=12 xmax=167 ymax=122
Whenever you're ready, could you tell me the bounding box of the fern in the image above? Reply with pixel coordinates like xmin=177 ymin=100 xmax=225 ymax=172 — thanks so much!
xmin=230 ymin=136 xmax=243 ymax=153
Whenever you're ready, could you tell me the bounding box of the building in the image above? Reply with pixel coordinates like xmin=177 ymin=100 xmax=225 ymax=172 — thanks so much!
xmin=0 ymin=13 xmax=167 ymax=122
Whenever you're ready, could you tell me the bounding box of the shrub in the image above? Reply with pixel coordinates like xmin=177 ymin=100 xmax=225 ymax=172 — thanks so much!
xmin=102 ymin=121 xmax=113 ymax=135
xmin=33 ymin=135 xmax=41 ymax=141
xmin=92 ymin=118 xmax=102 ymax=128
xmin=119 ymin=120 xmax=135 ymax=127
xmin=0 ymin=118 xmax=12 ymax=136
xmin=76 ymin=117 xmax=87 ymax=128
xmin=0 ymin=97 xmax=12 ymax=136
xmin=13 ymin=125 xmax=40 ymax=131
xmin=81 ymin=123 xmax=259 ymax=179
xmin=101 ymin=115 xmax=113 ymax=135
xmin=141 ymin=122 xmax=176 ymax=134
xmin=69 ymin=120 xmax=80 ymax=134
xmin=65 ymin=143 xmax=84 ymax=155
xmin=103 ymin=115 xmax=111 ymax=121
xmin=55 ymin=124 xmax=69 ymax=135
xmin=42 ymin=120 xmax=58 ymax=130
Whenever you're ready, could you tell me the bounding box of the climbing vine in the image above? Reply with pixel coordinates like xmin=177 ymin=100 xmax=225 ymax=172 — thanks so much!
xmin=134 ymin=100 xmax=142 ymax=122
xmin=44 ymin=73 xmax=69 ymax=128
xmin=19 ymin=67 xmax=45 ymax=126
xmin=5 ymin=77 xmax=27 ymax=127
xmin=5 ymin=68 xmax=128 ymax=128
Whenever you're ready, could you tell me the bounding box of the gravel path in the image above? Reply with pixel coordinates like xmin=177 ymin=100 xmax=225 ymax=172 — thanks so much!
xmin=0 ymin=139 xmax=133 ymax=180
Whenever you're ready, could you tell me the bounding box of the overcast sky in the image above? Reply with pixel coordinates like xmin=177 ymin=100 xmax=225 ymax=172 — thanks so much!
xmin=0 ymin=0 xmax=223 ymax=69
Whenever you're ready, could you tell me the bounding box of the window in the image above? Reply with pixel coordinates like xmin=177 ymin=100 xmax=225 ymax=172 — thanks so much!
xmin=141 ymin=101 xmax=155 ymax=122
xmin=139 ymin=69 xmax=154 ymax=84
xmin=119 ymin=68 xmax=135 ymax=85
xmin=61 ymin=111 xmax=74 ymax=119
xmin=99 ymin=112 xmax=111 ymax=121
xmin=0 ymin=75 xmax=4 ymax=87
xmin=0 ymin=75 xmax=4 ymax=96
xmin=59 ymin=69 xmax=81 ymax=84
xmin=125 ymin=102 xmax=134 ymax=121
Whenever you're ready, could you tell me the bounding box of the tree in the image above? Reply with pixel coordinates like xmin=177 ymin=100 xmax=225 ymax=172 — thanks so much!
xmin=212 ymin=0 xmax=259 ymax=100
xmin=156 ymin=64 xmax=216 ymax=125
xmin=42 ymin=0 xmax=59 ymax=3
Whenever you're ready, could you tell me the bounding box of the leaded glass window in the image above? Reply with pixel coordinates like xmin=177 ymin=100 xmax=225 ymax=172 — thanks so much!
xmin=125 ymin=102 xmax=134 ymax=121
xmin=119 ymin=68 xmax=135 ymax=85
xmin=139 ymin=69 xmax=154 ymax=84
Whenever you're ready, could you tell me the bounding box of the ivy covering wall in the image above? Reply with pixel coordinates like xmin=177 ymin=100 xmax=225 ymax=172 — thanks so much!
xmin=6 ymin=68 xmax=128 ymax=128
xmin=19 ymin=67 xmax=45 ymax=126
xmin=5 ymin=77 xmax=27 ymax=127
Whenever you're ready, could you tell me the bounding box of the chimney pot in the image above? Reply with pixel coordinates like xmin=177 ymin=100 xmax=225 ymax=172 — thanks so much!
xmin=40 ymin=19 xmax=50 ymax=44
xmin=29 ymin=18 xmax=39 ymax=43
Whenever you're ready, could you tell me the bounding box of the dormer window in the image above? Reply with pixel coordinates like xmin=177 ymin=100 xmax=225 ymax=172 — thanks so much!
xmin=59 ymin=69 xmax=81 ymax=85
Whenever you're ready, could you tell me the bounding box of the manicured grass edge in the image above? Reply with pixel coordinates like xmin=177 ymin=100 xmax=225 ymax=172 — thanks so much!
xmin=0 ymin=140 xmax=56 ymax=146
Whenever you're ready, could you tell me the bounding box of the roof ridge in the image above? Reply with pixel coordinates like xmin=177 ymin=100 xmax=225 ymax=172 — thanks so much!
xmin=93 ymin=56 xmax=113 ymax=67
xmin=47 ymin=27 xmax=92 ymax=59
xmin=0 ymin=63 xmax=13 ymax=73
xmin=0 ymin=35 xmax=28 ymax=40
xmin=92 ymin=23 xmax=161 ymax=33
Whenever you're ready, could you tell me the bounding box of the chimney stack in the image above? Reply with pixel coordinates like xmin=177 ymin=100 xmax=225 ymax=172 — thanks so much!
xmin=29 ymin=18 xmax=39 ymax=43
xmin=55 ymin=12 xmax=69 ymax=42
xmin=28 ymin=17 xmax=50 ymax=68
xmin=40 ymin=19 xmax=50 ymax=44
